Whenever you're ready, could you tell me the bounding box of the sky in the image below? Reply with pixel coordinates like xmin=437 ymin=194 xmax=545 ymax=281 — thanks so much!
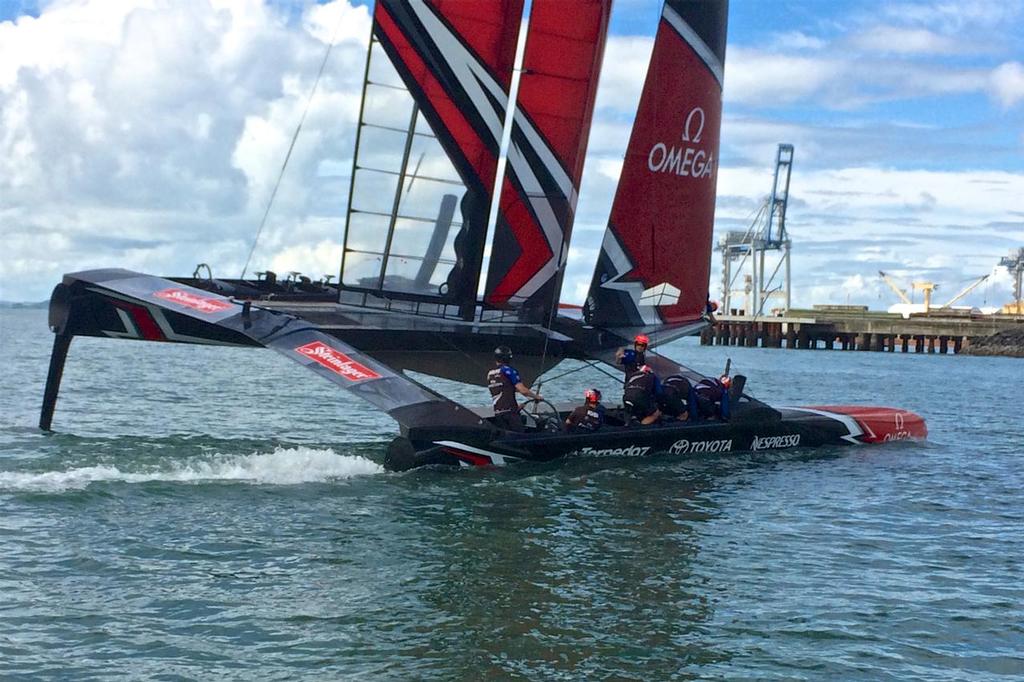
xmin=1 ymin=0 xmax=1022 ymax=310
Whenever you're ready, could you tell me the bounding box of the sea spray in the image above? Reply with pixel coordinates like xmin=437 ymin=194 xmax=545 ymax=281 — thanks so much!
xmin=0 ymin=446 xmax=383 ymax=492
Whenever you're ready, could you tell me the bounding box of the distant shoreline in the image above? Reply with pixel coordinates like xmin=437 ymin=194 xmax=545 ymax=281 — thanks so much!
xmin=0 ymin=301 xmax=48 ymax=309
xmin=962 ymin=328 xmax=1024 ymax=358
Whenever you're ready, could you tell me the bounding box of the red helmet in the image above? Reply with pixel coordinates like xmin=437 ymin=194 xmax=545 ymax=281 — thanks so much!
xmin=584 ymin=388 xmax=602 ymax=403
xmin=719 ymin=375 xmax=732 ymax=388
xmin=634 ymin=334 xmax=650 ymax=346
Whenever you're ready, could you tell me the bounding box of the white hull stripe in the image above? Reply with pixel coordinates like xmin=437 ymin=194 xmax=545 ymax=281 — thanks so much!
xmin=662 ymin=4 xmax=724 ymax=88
xmin=434 ymin=440 xmax=519 ymax=466
xmin=784 ymin=407 xmax=866 ymax=444
xmin=596 ymin=230 xmax=663 ymax=326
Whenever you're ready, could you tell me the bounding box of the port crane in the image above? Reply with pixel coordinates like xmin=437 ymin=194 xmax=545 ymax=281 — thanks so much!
xmin=938 ymin=274 xmax=989 ymax=309
xmin=879 ymin=271 xmax=991 ymax=316
xmin=718 ymin=143 xmax=793 ymax=316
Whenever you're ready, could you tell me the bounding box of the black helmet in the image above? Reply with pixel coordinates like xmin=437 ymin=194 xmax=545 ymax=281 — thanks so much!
xmin=494 ymin=345 xmax=513 ymax=362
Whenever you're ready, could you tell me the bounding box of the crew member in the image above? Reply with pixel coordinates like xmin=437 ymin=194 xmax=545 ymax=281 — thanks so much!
xmin=693 ymin=376 xmax=729 ymax=419
xmin=565 ymin=388 xmax=605 ymax=432
xmin=659 ymin=374 xmax=692 ymax=420
xmin=633 ymin=334 xmax=649 ymax=366
xmin=705 ymin=296 xmax=718 ymax=324
xmin=487 ymin=346 xmax=540 ymax=432
xmin=621 ymin=352 xmax=661 ymax=425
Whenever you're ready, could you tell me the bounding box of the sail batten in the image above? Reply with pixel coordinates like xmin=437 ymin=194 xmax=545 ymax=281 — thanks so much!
xmin=483 ymin=0 xmax=612 ymax=315
xmin=340 ymin=0 xmax=524 ymax=310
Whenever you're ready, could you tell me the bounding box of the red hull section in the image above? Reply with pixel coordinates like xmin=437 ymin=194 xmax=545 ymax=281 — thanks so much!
xmin=807 ymin=406 xmax=928 ymax=444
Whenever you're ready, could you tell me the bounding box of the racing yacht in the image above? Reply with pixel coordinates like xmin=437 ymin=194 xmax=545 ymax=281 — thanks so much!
xmin=39 ymin=0 xmax=926 ymax=470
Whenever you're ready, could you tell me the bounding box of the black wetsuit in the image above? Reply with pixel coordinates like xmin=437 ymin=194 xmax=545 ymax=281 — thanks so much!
xmin=659 ymin=374 xmax=692 ymax=417
xmin=623 ymin=367 xmax=659 ymax=420
xmin=566 ymin=403 xmax=605 ymax=432
xmin=488 ymin=364 xmax=524 ymax=432
xmin=693 ymin=378 xmax=724 ymax=418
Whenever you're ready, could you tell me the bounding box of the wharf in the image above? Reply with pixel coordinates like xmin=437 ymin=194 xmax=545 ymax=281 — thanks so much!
xmin=701 ymin=307 xmax=1023 ymax=355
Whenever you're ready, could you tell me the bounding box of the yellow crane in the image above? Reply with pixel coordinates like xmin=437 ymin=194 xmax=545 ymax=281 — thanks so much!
xmin=878 ymin=271 xmax=938 ymax=317
xmin=878 ymin=271 xmax=912 ymax=305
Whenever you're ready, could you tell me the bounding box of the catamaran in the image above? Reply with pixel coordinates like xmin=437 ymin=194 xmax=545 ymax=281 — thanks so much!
xmin=38 ymin=0 xmax=926 ymax=470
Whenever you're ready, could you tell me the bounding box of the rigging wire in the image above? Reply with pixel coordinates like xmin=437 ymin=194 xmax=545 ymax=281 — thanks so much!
xmin=239 ymin=13 xmax=346 ymax=280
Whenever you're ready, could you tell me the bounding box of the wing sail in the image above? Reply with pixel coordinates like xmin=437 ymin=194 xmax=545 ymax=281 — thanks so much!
xmin=341 ymin=0 xmax=524 ymax=311
xmin=483 ymin=0 xmax=611 ymax=316
xmin=584 ymin=0 xmax=728 ymax=328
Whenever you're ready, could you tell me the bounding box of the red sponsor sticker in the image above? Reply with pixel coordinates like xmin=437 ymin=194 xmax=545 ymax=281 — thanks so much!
xmin=154 ymin=288 xmax=233 ymax=314
xmin=295 ymin=341 xmax=381 ymax=382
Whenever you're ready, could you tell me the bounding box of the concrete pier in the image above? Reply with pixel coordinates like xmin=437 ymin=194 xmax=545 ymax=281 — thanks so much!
xmin=700 ymin=308 xmax=1022 ymax=356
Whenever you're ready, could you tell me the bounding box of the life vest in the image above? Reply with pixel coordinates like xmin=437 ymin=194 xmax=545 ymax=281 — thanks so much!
xmin=624 ymin=368 xmax=657 ymax=402
xmin=567 ymin=404 xmax=604 ymax=431
xmin=661 ymin=374 xmax=691 ymax=398
xmin=487 ymin=364 xmax=520 ymax=414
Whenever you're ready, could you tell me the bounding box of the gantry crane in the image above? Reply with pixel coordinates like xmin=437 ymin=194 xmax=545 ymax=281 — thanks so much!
xmin=718 ymin=144 xmax=794 ymax=316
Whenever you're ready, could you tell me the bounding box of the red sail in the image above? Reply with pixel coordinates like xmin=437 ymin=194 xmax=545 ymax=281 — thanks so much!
xmin=483 ymin=0 xmax=611 ymax=313
xmin=584 ymin=0 xmax=728 ymax=328
xmin=373 ymin=0 xmax=521 ymax=198
xmin=354 ymin=1 xmax=522 ymax=306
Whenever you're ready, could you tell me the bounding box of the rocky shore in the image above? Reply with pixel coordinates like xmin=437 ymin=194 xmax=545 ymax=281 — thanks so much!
xmin=963 ymin=327 xmax=1024 ymax=358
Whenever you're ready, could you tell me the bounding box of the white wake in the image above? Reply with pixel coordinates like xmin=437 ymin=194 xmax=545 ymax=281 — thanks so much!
xmin=0 ymin=446 xmax=383 ymax=492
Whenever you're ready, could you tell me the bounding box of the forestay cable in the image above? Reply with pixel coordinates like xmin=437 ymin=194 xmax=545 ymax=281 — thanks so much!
xmin=240 ymin=12 xmax=346 ymax=279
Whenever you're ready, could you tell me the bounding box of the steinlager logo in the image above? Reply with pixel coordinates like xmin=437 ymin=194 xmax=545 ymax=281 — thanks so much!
xmin=154 ymin=288 xmax=233 ymax=314
xmin=295 ymin=341 xmax=381 ymax=382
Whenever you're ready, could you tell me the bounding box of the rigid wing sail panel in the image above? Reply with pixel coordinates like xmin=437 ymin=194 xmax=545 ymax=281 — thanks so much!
xmin=584 ymin=0 xmax=728 ymax=328
xmin=483 ymin=0 xmax=611 ymax=316
xmin=341 ymin=0 xmax=523 ymax=310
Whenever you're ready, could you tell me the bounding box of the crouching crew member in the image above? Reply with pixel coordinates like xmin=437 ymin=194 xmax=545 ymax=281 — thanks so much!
xmin=659 ymin=374 xmax=692 ymax=420
xmin=620 ymin=351 xmax=662 ymax=425
xmin=692 ymin=376 xmax=731 ymax=419
xmin=566 ymin=388 xmax=605 ymax=432
xmin=487 ymin=346 xmax=540 ymax=432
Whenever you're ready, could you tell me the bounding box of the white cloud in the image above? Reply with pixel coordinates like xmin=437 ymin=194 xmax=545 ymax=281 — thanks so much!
xmin=881 ymin=0 xmax=1024 ymax=33
xmin=771 ymin=31 xmax=827 ymax=51
xmin=0 ymin=0 xmax=371 ymax=300
xmin=989 ymin=61 xmax=1024 ymax=108
xmin=594 ymin=35 xmax=651 ymax=113
xmin=725 ymin=48 xmax=843 ymax=106
xmin=849 ymin=25 xmax=960 ymax=54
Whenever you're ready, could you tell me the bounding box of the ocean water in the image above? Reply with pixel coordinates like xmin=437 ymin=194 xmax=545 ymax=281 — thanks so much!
xmin=1 ymin=307 xmax=1022 ymax=680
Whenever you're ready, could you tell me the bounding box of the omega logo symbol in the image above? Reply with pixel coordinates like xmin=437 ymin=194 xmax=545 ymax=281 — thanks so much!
xmin=680 ymin=107 xmax=705 ymax=143
xmin=894 ymin=413 xmax=905 ymax=429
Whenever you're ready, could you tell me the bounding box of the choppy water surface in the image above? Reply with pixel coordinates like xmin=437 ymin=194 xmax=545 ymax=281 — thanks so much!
xmin=2 ymin=308 xmax=1022 ymax=679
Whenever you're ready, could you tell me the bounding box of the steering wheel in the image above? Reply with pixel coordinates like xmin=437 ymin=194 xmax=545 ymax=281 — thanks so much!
xmin=519 ymin=398 xmax=564 ymax=433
